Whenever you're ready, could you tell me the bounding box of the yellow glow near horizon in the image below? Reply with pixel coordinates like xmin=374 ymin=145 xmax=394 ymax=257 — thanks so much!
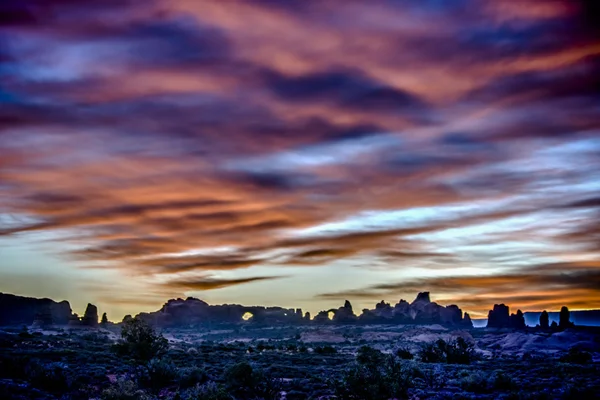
xmin=242 ymin=312 xmax=253 ymax=321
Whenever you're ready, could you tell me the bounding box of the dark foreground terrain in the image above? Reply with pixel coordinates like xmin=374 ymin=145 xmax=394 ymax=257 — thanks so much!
xmin=1 ymin=320 xmax=599 ymax=400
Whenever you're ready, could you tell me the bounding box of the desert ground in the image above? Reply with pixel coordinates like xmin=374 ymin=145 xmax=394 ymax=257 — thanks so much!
xmin=1 ymin=322 xmax=599 ymax=400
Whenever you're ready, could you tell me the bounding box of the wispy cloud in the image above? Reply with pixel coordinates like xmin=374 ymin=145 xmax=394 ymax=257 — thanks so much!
xmin=0 ymin=0 xmax=599 ymax=314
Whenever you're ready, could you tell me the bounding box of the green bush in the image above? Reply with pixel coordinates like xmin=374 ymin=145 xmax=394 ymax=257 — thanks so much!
xmin=314 ymin=345 xmax=337 ymax=354
xmin=26 ymin=361 xmax=71 ymax=393
xmin=138 ymin=358 xmax=179 ymax=393
xmin=356 ymin=345 xmax=385 ymax=366
xmin=559 ymin=349 xmax=592 ymax=364
xmin=333 ymin=355 xmax=413 ymax=400
xmin=491 ymin=370 xmax=516 ymax=391
xmin=421 ymin=365 xmax=446 ymax=390
xmin=102 ymin=379 xmax=152 ymax=400
xmin=395 ymin=346 xmax=414 ymax=360
xmin=419 ymin=338 xmax=475 ymax=364
xmin=113 ymin=317 xmax=168 ymax=363
xmin=460 ymin=371 xmax=489 ymax=393
xmin=419 ymin=340 xmax=446 ymax=363
xmin=181 ymin=382 xmax=232 ymax=400
xmin=445 ymin=337 xmax=476 ymax=364
xmin=179 ymin=367 xmax=209 ymax=389
xmin=224 ymin=361 xmax=280 ymax=399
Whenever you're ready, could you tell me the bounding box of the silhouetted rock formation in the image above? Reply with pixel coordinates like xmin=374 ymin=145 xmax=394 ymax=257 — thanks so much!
xmin=352 ymin=292 xmax=472 ymax=327
xmin=130 ymin=292 xmax=472 ymax=328
xmin=540 ymin=310 xmax=549 ymax=329
xmin=487 ymin=305 xmax=527 ymax=329
xmin=509 ymin=310 xmax=526 ymax=329
xmin=81 ymin=304 xmax=98 ymax=327
xmin=559 ymin=306 xmax=574 ymax=329
xmin=31 ymin=305 xmax=54 ymax=328
xmin=487 ymin=304 xmax=510 ymax=328
xmin=462 ymin=312 xmax=473 ymax=328
xmin=101 ymin=312 xmax=108 ymax=325
xmin=136 ymin=297 xmax=306 ymax=328
xmin=413 ymin=292 xmax=431 ymax=304
xmin=332 ymin=300 xmax=357 ymax=323
xmin=313 ymin=310 xmax=331 ymax=324
xmin=525 ymin=310 xmax=600 ymax=327
xmin=68 ymin=314 xmax=80 ymax=326
xmin=0 ymin=293 xmax=74 ymax=326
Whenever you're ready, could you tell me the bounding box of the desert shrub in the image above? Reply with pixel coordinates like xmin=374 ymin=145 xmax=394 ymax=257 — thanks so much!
xmin=179 ymin=367 xmax=209 ymax=388
xmin=26 ymin=361 xmax=71 ymax=393
xmin=460 ymin=370 xmax=490 ymax=393
xmin=224 ymin=361 xmax=280 ymax=399
xmin=181 ymin=381 xmax=232 ymax=400
xmin=82 ymin=332 xmax=112 ymax=343
xmin=421 ymin=365 xmax=446 ymax=390
xmin=224 ymin=361 xmax=254 ymax=390
xmin=419 ymin=338 xmax=475 ymax=364
xmin=491 ymin=370 xmax=516 ymax=391
xmin=102 ymin=379 xmax=152 ymax=400
xmin=419 ymin=340 xmax=446 ymax=363
xmin=504 ymin=393 xmax=553 ymax=400
xmin=18 ymin=326 xmax=34 ymax=339
xmin=333 ymin=355 xmax=412 ymax=400
xmin=314 ymin=345 xmax=336 ymax=354
xmin=0 ymin=355 xmax=30 ymax=379
xmin=561 ymin=384 xmax=600 ymax=399
xmin=113 ymin=317 xmax=168 ymax=362
xmin=395 ymin=346 xmax=414 ymax=360
xmin=445 ymin=337 xmax=476 ymax=364
xmin=356 ymin=345 xmax=384 ymax=366
xmin=559 ymin=348 xmax=592 ymax=364
xmin=138 ymin=358 xmax=179 ymax=393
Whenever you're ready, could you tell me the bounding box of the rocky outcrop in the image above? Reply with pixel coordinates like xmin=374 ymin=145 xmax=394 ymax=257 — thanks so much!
xmin=412 ymin=292 xmax=431 ymax=305
xmin=539 ymin=311 xmax=549 ymax=329
xmin=135 ymin=293 xmax=472 ymax=328
xmin=81 ymin=304 xmax=99 ymax=327
xmin=487 ymin=304 xmax=510 ymax=328
xmin=68 ymin=314 xmax=81 ymax=326
xmin=31 ymin=305 xmax=54 ymax=328
xmin=559 ymin=306 xmax=574 ymax=329
xmin=313 ymin=310 xmax=331 ymax=324
xmin=509 ymin=310 xmax=526 ymax=329
xmin=462 ymin=312 xmax=473 ymax=328
xmin=354 ymin=293 xmax=472 ymax=327
xmin=525 ymin=310 xmax=599 ymax=327
xmin=136 ymin=297 xmax=307 ymax=328
xmin=487 ymin=305 xmax=527 ymax=329
xmin=332 ymin=300 xmax=357 ymax=323
xmin=101 ymin=312 xmax=108 ymax=325
xmin=0 ymin=293 xmax=74 ymax=326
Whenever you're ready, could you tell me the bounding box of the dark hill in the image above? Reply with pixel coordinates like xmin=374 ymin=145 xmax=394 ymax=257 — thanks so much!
xmin=0 ymin=292 xmax=74 ymax=326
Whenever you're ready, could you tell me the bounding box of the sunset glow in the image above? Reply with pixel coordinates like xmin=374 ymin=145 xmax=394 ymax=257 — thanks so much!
xmin=1 ymin=0 xmax=599 ymax=320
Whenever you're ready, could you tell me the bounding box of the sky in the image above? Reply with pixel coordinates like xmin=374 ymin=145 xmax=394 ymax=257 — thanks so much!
xmin=0 ymin=0 xmax=599 ymax=320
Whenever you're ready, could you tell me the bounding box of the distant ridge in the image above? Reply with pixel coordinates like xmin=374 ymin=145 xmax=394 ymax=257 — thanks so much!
xmin=2 ymin=291 xmax=599 ymax=328
xmin=473 ymin=310 xmax=600 ymax=328
xmin=0 ymin=292 xmax=73 ymax=326
xmin=524 ymin=310 xmax=600 ymax=327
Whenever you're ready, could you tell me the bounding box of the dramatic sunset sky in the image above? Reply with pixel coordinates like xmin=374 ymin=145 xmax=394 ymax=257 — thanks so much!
xmin=1 ymin=0 xmax=599 ymax=320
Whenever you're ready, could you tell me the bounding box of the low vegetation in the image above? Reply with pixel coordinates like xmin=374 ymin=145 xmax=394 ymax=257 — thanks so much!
xmin=0 ymin=323 xmax=598 ymax=399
